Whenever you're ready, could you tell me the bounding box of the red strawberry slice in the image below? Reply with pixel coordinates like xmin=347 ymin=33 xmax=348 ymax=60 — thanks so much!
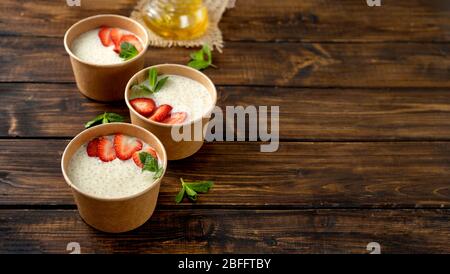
xmin=130 ymin=98 xmax=156 ymax=117
xmin=110 ymin=28 xmax=123 ymax=53
xmin=132 ymin=147 xmax=158 ymax=168
xmin=113 ymin=134 xmax=143 ymax=160
xmin=119 ymin=34 xmax=143 ymax=52
xmin=149 ymin=104 xmax=172 ymax=122
xmin=98 ymin=27 xmax=112 ymax=47
xmin=86 ymin=138 xmax=100 ymax=157
xmin=97 ymin=137 xmax=117 ymax=162
xmin=162 ymin=112 xmax=187 ymax=125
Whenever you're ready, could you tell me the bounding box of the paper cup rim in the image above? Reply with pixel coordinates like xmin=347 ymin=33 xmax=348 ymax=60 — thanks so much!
xmin=61 ymin=123 xmax=167 ymax=202
xmin=125 ymin=64 xmax=218 ymax=128
xmin=64 ymin=14 xmax=149 ymax=68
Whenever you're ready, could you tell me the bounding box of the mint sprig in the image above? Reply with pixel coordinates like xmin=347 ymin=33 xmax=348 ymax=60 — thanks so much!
xmin=187 ymin=44 xmax=217 ymax=70
xmin=139 ymin=151 xmax=164 ymax=179
xmin=175 ymin=178 xmax=214 ymax=203
xmin=131 ymin=68 xmax=169 ymax=98
xmin=119 ymin=42 xmax=139 ymax=61
xmin=84 ymin=112 xmax=125 ymax=128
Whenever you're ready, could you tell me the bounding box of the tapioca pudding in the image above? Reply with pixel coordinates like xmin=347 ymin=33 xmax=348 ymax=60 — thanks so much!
xmin=129 ymin=71 xmax=213 ymax=125
xmin=67 ymin=133 xmax=162 ymax=199
xmin=71 ymin=27 xmax=144 ymax=65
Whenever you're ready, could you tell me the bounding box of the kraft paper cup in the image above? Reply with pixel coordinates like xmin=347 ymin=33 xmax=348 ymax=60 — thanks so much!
xmin=61 ymin=123 xmax=167 ymax=233
xmin=125 ymin=64 xmax=217 ymax=160
xmin=64 ymin=14 xmax=149 ymax=102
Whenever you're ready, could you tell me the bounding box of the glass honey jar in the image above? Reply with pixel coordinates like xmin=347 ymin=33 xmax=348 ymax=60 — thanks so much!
xmin=142 ymin=0 xmax=209 ymax=40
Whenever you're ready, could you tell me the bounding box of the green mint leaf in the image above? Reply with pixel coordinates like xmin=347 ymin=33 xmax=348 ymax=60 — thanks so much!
xmin=84 ymin=113 xmax=105 ymax=128
xmin=153 ymin=166 xmax=164 ymax=179
xmin=203 ymin=44 xmax=212 ymax=63
xmin=138 ymin=84 xmax=152 ymax=93
xmin=85 ymin=112 xmax=125 ymax=128
xmin=119 ymin=42 xmax=138 ymax=61
xmin=184 ymin=186 xmax=198 ymax=201
xmin=154 ymin=76 xmax=169 ymax=93
xmin=190 ymin=49 xmax=205 ymax=61
xmin=187 ymin=44 xmax=217 ymax=70
xmin=142 ymin=152 xmax=158 ymax=172
xmin=140 ymin=151 xmax=164 ymax=179
xmin=105 ymin=113 xmax=125 ymax=123
xmin=130 ymin=84 xmax=153 ymax=99
xmin=184 ymin=181 xmax=214 ymax=193
xmin=175 ymin=185 xmax=186 ymax=203
xmin=188 ymin=60 xmax=210 ymax=70
xmin=175 ymin=178 xmax=213 ymax=203
xmin=149 ymin=68 xmax=158 ymax=91
xmin=139 ymin=151 xmax=148 ymax=165
xmin=131 ymin=69 xmax=169 ymax=97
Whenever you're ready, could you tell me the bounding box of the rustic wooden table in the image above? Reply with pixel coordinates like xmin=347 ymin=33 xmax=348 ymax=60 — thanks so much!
xmin=0 ymin=0 xmax=449 ymax=254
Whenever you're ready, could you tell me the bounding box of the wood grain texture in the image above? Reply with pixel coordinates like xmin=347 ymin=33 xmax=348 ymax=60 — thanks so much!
xmin=1 ymin=0 xmax=449 ymax=254
xmin=1 ymin=0 xmax=449 ymax=42
xmin=1 ymin=209 xmax=449 ymax=253
xmin=1 ymin=37 xmax=449 ymax=87
xmin=2 ymin=83 xmax=450 ymax=140
xmin=1 ymin=140 xmax=449 ymax=208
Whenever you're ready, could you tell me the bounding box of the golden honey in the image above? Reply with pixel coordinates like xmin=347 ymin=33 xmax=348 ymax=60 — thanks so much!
xmin=142 ymin=0 xmax=209 ymax=40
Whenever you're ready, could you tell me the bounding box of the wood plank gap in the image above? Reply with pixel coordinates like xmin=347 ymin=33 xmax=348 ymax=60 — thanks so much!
xmin=0 ymin=205 xmax=449 ymax=211
xmin=2 ymin=32 xmax=450 ymax=44
xmin=3 ymin=81 xmax=450 ymax=91
xmin=3 ymin=137 xmax=450 ymax=143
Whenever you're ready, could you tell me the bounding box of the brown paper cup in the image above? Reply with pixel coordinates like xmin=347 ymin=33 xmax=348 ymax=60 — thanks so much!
xmin=125 ymin=64 xmax=217 ymax=160
xmin=64 ymin=14 xmax=149 ymax=102
xmin=61 ymin=123 xmax=167 ymax=233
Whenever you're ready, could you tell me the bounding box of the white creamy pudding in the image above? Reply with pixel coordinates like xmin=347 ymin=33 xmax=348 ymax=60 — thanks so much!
xmin=130 ymin=74 xmax=213 ymax=125
xmin=71 ymin=27 xmax=143 ymax=65
xmin=67 ymin=134 xmax=161 ymax=199
xmin=148 ymin=75 xmax=212 ymax=122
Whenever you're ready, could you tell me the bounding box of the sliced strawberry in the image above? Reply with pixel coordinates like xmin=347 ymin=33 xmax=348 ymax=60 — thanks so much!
xmin=98 ymin=27 xmax=112 ymax=47
xmin=86 ymin=138 xmax=100 ymax=157
xmin=132 ymin=147 xmax=158 ymax=168
xmin=130 ymin=98 xmax=156 ymax=117
xmin=113 ymin=134 xmax=143 ymax=160
xmin=97 ymin=137 xmax=116 ymax=162
xmin=162 ymin=112 xmax=187 ymax=125
xmin=119 ymin=34 xmax=143 ymax=52
xmin=149 ymin=104 xmax=172 ymax=122
xmin=110 ymin=28 xmax=123 ymax=53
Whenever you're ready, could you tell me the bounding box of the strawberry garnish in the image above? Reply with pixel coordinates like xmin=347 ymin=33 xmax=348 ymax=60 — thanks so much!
xmin=110 ymin=28 xmax=123 ymax=53
xmin=97 ymin=137 xmax=117 ymax=162
xmin=86 ymin=138 xmax=100 ymax=157
xmin=162 ymin=112 xmax=187 ymax=125
xmin=132 ymin=147 xmax=158 ymax=168
xmin=130 ymin=98 xmax=156 ymax=117
xmin=98 ymin=27 xmax=112 ymax=47
xmin=113 ymin=134 xmax=143 ymax=160
xmin=149 ymin=104 xmax=172 ymax=122
xmin=119 ymin=34 xmax=143 ymax=52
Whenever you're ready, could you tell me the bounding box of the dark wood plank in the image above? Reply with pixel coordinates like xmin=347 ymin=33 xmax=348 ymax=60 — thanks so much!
xmin=1 ymin=0 xmax=449 ymax=42
xmin=221 ymin=0 xmax=450 ymax=42
xmin=0 ymin=83 xmax=129 ymax=138
xmin=1 ymin=140 xmax=449 ymax=208
xmin=1 ymin=209 xmax=449 ymax=253
xmin=1 ymin=37 xmax=449 ymax=87
xmin=2 ymin=83 xmax=450 ymax=140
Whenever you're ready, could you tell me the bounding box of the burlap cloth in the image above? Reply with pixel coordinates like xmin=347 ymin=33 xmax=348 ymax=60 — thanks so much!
xmin=130 ymin=0 xmax=236 ymax=52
